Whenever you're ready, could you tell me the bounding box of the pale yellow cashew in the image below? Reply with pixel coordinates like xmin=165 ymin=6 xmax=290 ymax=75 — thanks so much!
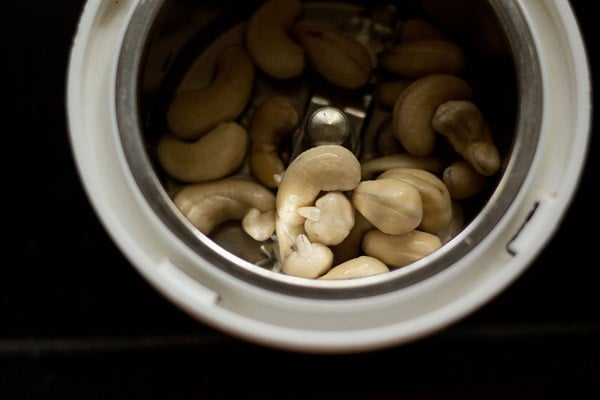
xmin=157 ymin=122 xmax=248 ymax=183
xmin=249 ymin=96 xmax=299 ymax=188
xmin=361 ymin=153 xmax=443 ymax=180
xmin=432 ymin=100 xmax=501 ymax=176
xmin=352 ymin=179 xmax=423 ymax=235
xmin=293 ymin=25 xmax=373 ymax=89
xmin=298 ymin=192 xmax=355 ymax=246
xmin=393 ymin=74 xmax=473 ymax=157
xmin=173 ymin=178 xmax=275 ymax=241
xmin=245 ymin=0 xmax=306 ymax=80
xmin=319 ymin=256 xmax=389 ymax=280
xmin=362 ymin=229 xmax=442 ymax=269
xmin=378 ymin=167 xmax=452 ymax=234
xmin=166 ymin=45 xmax=255 ymax=140
xmin=281 ymin=234 xmax=334 ymax=279
xmin=442 ymin=159 xmax=487 ymax=200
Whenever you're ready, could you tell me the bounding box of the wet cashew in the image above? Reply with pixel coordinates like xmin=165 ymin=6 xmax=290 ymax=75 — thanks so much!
xmin=432 ymin=100 xmax=501 ymax=176
xmin=352 ymin=179 xmax=423 ymax=235
xmin=245 ymin=0 xmax=306 ymax=80
xmin=393 ymin=74 xmax=473 ymax=157
xmin=298 ymin=192 xmax=354 ymax=246
xmin=378 ymin=168 xmax=452 ymax=234
xmin=375 ymin=79 xmax=412 ymax=109
xmin=157 ymin=122 xmax=248 ymax=183
xmin=276 ymin=144 xmax=361 ymax=226
xmin=319 ymin=256 xmax=389 ymax=280
xmin=361 ymin=153 xmax=443 ymax=180
xmin=249 ymin=96 xmax=299 ymax=188
xmin=362 ymin=229 xmax=442 ymax=269
xmin=166 ymin=45 xmax=255 ymax=140
xmin=400 ymin=18 xmax=443 ymax=42
xmin=380 ymin=39 xmax=466 ymax=78
xmin=282 ymin=234 xmax=334 ymax=279
xmin=173 ymin=178 xmax=275 ymax=241
xmin=242 ymin=208 xmax=276 ymax=242
xmin=293 ymin=25 xmax=373 ymax=89
xmin=443 ymin=159 xmax=487 ymax=200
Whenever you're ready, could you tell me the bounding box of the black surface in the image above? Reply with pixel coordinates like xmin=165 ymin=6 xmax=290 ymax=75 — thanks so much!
xmin=4 ymin=0 xmax=600 ymax=398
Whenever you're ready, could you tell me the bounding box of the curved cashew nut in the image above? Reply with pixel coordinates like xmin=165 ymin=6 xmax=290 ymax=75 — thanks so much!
xmin=281 ymin=234 xmax=334 ymax=279
xmin=393 ymin=74 xmax=473 ymax=157
xmin=276 ymin=144 xmax=361 ymax=226
xmin=378 ymin=168 xmax=452 ymax=234
xmin=443 ymin=159 xmax=487 ymax=200
xmin=432 ymin=100 xmax=501 ymax=176
xmin=380 ymin=39 xmax=466 ymax=78
xmin=298 ymin=192 xmax=355 ymax=246
xmin=352 ymin=179 xmax=423 ymax=235
xmin=173 ymin=178 xmax=275 ymax=241
xmin=157 ymin=122 xmax=248 ymax=183
xmin=361 ymin=153 xmax=443 ymax=180
xmin=249 ymin=96 xmax=299 ymax=188
xmin=293 ymin=25 xmax=373 ymax=89
xmin=319 ymin=256 xmax=389 ymax=280
xmin=362 ymin=229 xmax=442 ymax=268
xmin=166 ymin=45 xmax=255 ymax=140
xmin=245 ymin=0 xmax=306 ymax=80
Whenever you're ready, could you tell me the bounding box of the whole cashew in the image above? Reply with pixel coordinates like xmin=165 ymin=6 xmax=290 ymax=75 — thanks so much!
xmin=281 ymin=234 xmax=334 ymax=279
xmin=400 ymin=18 xmax=443 ymax=42
xmin=166 ymin=45 xmax=255 ymax=140
xmin=319 ymin=256 xmax=389 ymax=280
xmin=293 ymin=25 xmax=373 ymax=89
xmin=380 ymin=39 xmax=466 ymax=78
xmin=362 ymin=229 xmax=442 ymax=268
xmin=157 ymin=122 xmax=248 ymax=183
xmin=443 ymin=159 xmax=487 ymax=200
xmin=276 ymin=144 xmax=361 ymax=227
xmin=249 ymin=96 xmax=299 ymax=188
xmin=361 ymin=153 xmax=443 ymax=180
xmin=245 ymin=0 xmax=306 ymax=80
xmin=393 ymin=74 xmax=473 ymax=157
xmin=173 ymin=178 xmax=275 ymax=241
xmin=352 ymin=179 xmax=423 ymax=235
xmin=297 ymin=192 xmax=355 ymax=246
xmin=378 ymin=167 xmax=452 ymax=234
xmin=432 ymin=100 xmax=501 ymax=176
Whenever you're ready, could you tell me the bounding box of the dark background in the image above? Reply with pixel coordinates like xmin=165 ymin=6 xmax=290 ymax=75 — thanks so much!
xmin=3 ymin=0 xmax=599 ymax=398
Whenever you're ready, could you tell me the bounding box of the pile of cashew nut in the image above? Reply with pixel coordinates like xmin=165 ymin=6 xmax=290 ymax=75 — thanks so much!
xmin=155 ymin=0 xmax=504 ymax=281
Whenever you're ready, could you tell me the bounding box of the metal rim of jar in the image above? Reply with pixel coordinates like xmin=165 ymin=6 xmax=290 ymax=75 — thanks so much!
xmin=115 ymin=0 xmax=541 ymax=299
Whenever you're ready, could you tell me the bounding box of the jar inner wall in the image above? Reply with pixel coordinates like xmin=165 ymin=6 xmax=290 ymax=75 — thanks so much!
xmin=116 ymin=0 xmax=540 ymax=298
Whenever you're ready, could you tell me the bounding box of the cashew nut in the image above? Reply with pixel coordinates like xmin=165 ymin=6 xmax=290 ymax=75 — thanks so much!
xmin=173 ymin=178 xmax=275 ymax=241
xmin=432 ymin=100 xmax=501 ymax=176
xmin=378 ymin=167 xmax=452 ymax=234
xmin=249 ymin=96 xmax=299 ymax=188
xmin=245 ymin=0 xmax=306 ymax=80
xmin=331 ymin=210 xmax=373 ymax=266
xmin=443 ymin=159 xmax=487 ymax=200
xmin=281 ymin=234 xmax=334 ymax=279
xmin=276 ymin=144 xmax=361 ymax=227
xmin=319 ymin=256 xmax=389 ymax=280
xmin=393 ymin=74 xmax=473 ymax=157
xmin=157 ymin=122 xmax=248 ymax=183
xmin=380 ymin=39 xmax=466 ymax=78
xmin=362 ymin=229 xmax=442 ymax=268
xmin=298 ymin=192 xmax=354 ymax=246
xmin=166 ymin=45 xmax=255 ymax=140
xmin=293 ymin=25 xmax=373 ymax=89
xmin=375 ymin=79 xmax=412 ymax=109
xmin=352 ymin=179 xmax=423 ymax=235
xmin=361 ymin=153 xmax=443 ymax=180
xmin=242 ymin=208 xmax=276 ymax=242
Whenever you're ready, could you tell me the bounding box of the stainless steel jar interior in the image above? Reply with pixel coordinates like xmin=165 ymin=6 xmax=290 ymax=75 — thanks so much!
xmin=116 ymin=0 xmax=541 ymax=298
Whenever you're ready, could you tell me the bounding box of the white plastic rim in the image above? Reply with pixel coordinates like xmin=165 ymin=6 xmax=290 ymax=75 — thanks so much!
xmin=67 ymin=0 xmax=591 ymax=353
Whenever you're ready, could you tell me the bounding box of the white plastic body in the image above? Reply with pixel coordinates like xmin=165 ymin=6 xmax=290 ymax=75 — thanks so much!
xmin=67 ymin=0 xmax=591 ymax=353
